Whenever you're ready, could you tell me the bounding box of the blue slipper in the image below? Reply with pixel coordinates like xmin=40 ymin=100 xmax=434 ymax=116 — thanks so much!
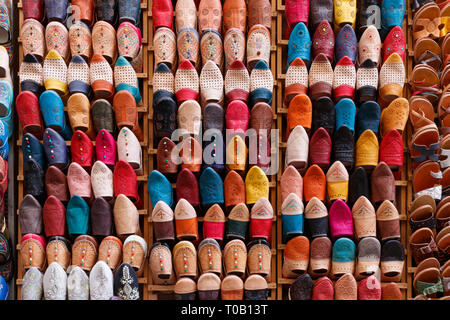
xmin=43 ymin=127 xmax=68 ymax=170
xmin=66 ymin=195 xmax=90 ymax=236
xmin=148 ymin=170 xmax=173 ymax=208
xmin=287 ymin=22 xmax=311 ymax=67
xmin=0 ymin=120 xmax=8 ymax=159
xmin=0 ymin=81 xmax=12 ymax=118
xmin=381 ymin=0 xmax=405 ymax=30
xmin=335 ymin=24 xmax=357 ymax=64
xmin=39 ymin=90 xmax=66 ymax=132
xmin=22 ymin=133 xmax=46 ymax=169
xmin=335 ymin=98 xmax=356 ymax=132
xmin=355 ymin=101 xmax=381 ymax=139
xmin=199 ymin=167 xmax=224 ymax=207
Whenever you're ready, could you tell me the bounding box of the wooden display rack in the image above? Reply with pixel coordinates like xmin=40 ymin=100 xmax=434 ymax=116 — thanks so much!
xmin=146 ymin=0 xmax=279 ymax=300
xmin=15 ymin=1 xmax=150 ymax=300
xmin=275 ymin=0 xmax=409 ymax=299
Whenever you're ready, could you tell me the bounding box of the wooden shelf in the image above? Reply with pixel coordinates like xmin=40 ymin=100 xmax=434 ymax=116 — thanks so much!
xmin=14 ymin=0 xmax=151 ymax=300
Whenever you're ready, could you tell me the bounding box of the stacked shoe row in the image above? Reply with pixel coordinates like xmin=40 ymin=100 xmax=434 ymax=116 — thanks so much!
xmin=150 ymin=0 xmax=275 ymax=300
xmin=0 ymin=0 xmax=14 ymax=300
xmin=16 ymin=0 xmax=146 ymax=300
xmin=408 ymin=0 xmax=450 ymax=300
xmin=279 ymin=0 xmax=408 ymax=300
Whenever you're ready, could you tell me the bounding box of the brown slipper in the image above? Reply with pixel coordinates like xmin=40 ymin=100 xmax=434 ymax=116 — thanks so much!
xmin=410 ymin=64 xmax=440 ymax=105
xmin=409 ymin=96 xmax=436 ymax=131
xmin=413 ymin=3 xmax=442 ymax=42
xmin=413 ymin=161 xmax=442 ymax=200
xmin=414 ymin=38 xmax=442 ymax=71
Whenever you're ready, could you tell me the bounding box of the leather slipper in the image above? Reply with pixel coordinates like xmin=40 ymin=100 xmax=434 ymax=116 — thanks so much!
xmin=43 ymin=50 xmax=68 ymax=96
xmin=45 ymin=21 xmax=69 ymax=62
xmin=376 ymin=200 xmax=401 ymax=241
xmin=286 ymin=94 xmax=312 ymax=138
xmin=95 ymin=129 xmax=116 ymax=167
xmin=203 ymin=206 xmax=226 ymax=242
xmin=381 ymin=239 xmax=405 ymax=281
xmin=90 ymin=53 xmax=114 ymax=99
xmin=91 ymin=99 xmax=114 ymax=134
xmin=247 ymin=25 xmax=271 ymax=71
xmin=43 ymin=196 xmax=66 ymax=238
xmin=281 ymin=193 xmax=304 ymax=243
xmin=224 ymin=28 xmax=245 ymax=70
xmin=303 ymin=166 xmax=326 ymax=202
xmin=92 ymin=21 xmax=117 ymax=64
xmin=152 ymin=201 xmax=175 ymax=242
xmin=311 ymin=20 xmax=334 ymax=63
xmin=199 ymin=0 xmax=222 ymax=33
xmin=19 ymin=54 xmax=44 ymax=96
xmin=308 ymin=54 xmax=333 ymax=100
xmin=21 ymin=19 xmax=45 ymax=61
xmin=16 ymin=91 xmax=44 ymax=137
xmin=331 ymin=238 xmax=356 ymax=278
xmin=285 ymin=58 xmax=308 ymax=106
xmin=153 ymin=27 xmax=177 ymax=71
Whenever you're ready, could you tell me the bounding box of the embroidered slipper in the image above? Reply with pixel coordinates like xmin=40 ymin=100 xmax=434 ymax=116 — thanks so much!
xmin=358 ymin=25 xmax=381 ymax=66
xmin=311 ymin=20 xmax=335 ymax=63
xmin=335 ymin=24 xmax=357 ymax=64
xmin=177 ymin=27 xmax=200 ymax=68
xmin=281 ymin=193 xmax=304 ymax=243
xmin=287 ymin=22 xmax=311 ymax=67
xmin=21 ymin=19 xmax=45 ymax=61
xmin=95 ymin=130 xmax=116 ymax=168
xmin=68 ymin=22 xmax=92 ymax=62
xmin=247 ymin=24 xmax=271 ymax=71
xmin=223 ymin=28 xmax=245 ymax=70
xmin=173 ymin=240 xmax=198 ymax=278
xmin=376 ymin=200 xmax=401 ymax=241
xmin=92 ymin=21 xmax=117 ymax=64
xmin=70 ymin=130 xmax=94 ymax=170
xmin=45 ymin=21 xmax=69 ymax=62
xmin=117 ymin=22 xmax=142 ymax=61
xmin=200 ymin=29 xmax=224 ymax=70
xmin=153 ymin=27 xmax=177 ymax=72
